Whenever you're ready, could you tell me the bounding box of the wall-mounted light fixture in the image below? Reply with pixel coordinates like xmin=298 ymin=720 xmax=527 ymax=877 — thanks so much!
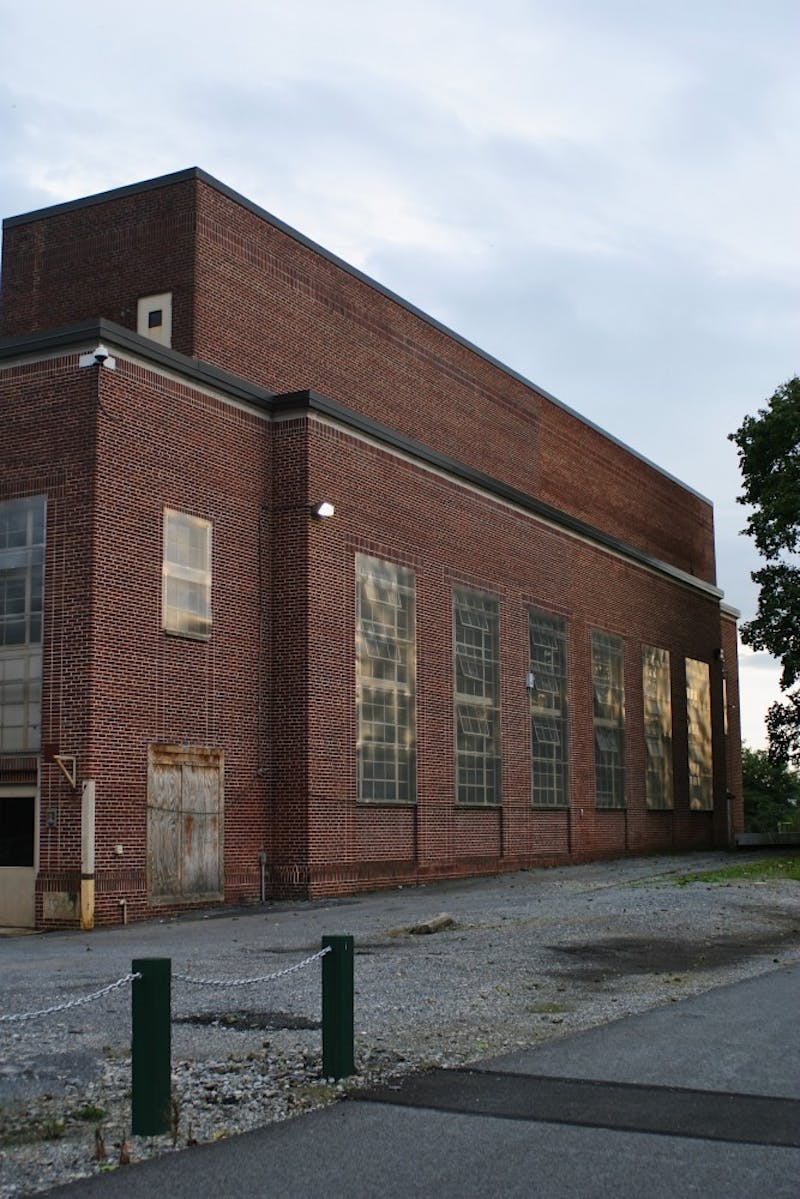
xmin=311 ymin=501 xmax=335 ymax=520
xmin=79 ymin=344 xmax=116 ymax=370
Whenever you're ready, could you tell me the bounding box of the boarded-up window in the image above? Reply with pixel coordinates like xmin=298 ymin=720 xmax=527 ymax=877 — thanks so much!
xmin=642 ymin=645 xmax=673 ymax=810
xmin=592 ymin=630 xmax=625 ymax=809
xmin=686 ymin=658 xmax=713 ymax=810
xmin=147 ymin=745 xmax=223 ymax=903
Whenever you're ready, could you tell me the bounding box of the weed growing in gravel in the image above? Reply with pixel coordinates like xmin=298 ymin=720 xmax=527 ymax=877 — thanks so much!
xmin=673 ymin=857 xmax=800 ymax=885
xmin=72 ymin=1104 xmax=105 ymax=1122
xmin=0 ymin=1117 xmax=66 ymax=1147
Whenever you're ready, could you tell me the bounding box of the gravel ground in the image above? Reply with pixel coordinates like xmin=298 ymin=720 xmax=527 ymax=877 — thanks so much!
xmin=1 ymin=849 xmax=799 ymax=1197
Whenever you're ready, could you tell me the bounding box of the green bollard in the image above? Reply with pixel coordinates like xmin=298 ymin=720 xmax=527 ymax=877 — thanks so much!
xmin=321 ymin=935 xmax=354 ymax=1080
xmin=131 ymin=958 xmax=172 ymax=1136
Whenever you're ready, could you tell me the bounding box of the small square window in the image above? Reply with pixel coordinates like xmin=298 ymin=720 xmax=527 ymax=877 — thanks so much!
xmin=137 ymin=292 xmax=172 ymax=347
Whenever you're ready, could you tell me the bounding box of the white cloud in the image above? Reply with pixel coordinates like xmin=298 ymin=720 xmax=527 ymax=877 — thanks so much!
xmin=737 ymin=644 xmax=784 ymax=750
xmin=1 ymin=0 xmax=798 ymax=744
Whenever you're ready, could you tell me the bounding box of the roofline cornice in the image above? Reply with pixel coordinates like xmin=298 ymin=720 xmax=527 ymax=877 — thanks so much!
xmin=0 ymin=321 xmax=723 ymax=604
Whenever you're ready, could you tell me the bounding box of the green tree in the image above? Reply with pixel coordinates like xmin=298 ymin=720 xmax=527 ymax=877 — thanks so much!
xmin=741 ymin=746 xmax=800 ymax=832
xmin=730 ymin=377 xmax=800 ymax=763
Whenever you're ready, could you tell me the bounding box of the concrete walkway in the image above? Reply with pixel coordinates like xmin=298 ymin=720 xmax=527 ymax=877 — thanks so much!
xmin=42 ymin=961 xmax=800 ymax=1199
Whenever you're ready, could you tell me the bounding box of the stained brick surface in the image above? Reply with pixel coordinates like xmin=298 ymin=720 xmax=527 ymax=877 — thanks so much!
xmin=0 ymin=171 xmax=743 ymax=925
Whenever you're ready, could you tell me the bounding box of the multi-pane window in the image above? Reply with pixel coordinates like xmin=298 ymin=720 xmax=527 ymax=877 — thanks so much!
xmin=0 ymin=497 xmax=45 ymax=754
xmin=642 ymin=645 xmax=673 ymax=810
xmin=529 ymin=610 xmax=568 ymax=807
xmin=592 ymin=630 xmax=625 ymax=808
xmin=162 ymin=509 xmax=212 ymax=638
xmin=356 ymin=555 xmax=416 ymax=803
xmin=686 ymin=658 xmax=713 ymax=810
xmin=454 ymin=589 xmax=500 ymax=805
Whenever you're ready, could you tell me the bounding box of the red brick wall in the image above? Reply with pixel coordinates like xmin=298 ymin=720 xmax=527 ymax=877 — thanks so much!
xmin=300 ymin=417 xmax=726 ymax=895
xmin=1 ymin=350 xmax=738 ymax=922
xmin=0 ymin=178 xmax=199 ymax=357
xmin=2 ymin=353 xmax=277 ymax=925
xmin=191 ymin=181 xmax=716 ymax=584
xmin=85 ymin=360 xmax=274 ymax=923
xmin=0 ymin=165 xmax=742 ymax=921
xmin=0 ymin=358 xmax=98 ymax=923
xmin=2 ymin=173 xmax=716 ymax=586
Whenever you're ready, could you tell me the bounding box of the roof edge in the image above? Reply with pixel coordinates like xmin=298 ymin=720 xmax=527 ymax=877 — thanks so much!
xmin=2 ymin=169 xmax=202 ymax=229
xmin=0 ymin=323 xmax=722 ymax=602
xmin=0 ymin=318 xmax=275 ymax=411
xmin=275 ymin=389 xmax=722 ymax=602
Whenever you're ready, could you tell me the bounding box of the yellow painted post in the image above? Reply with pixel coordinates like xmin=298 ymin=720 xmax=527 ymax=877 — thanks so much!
xmin=80 ymin=780 xmax=95 ymax=931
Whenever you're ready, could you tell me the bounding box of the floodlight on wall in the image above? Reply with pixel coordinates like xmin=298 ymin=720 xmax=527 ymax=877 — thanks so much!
xmin=311 ymin=501 xmax=336 ymax=520
xmin=79 ymin=345 xmax=116 ymax=370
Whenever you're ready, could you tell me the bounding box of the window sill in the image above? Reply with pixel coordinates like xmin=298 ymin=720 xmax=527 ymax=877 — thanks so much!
xmin=163 ymin=628 xmax=212 ymax=643
xmin=356 ymin=799 xmax=417 ymax=808
xmin=455 ymin=802 xmax=503 ymax=810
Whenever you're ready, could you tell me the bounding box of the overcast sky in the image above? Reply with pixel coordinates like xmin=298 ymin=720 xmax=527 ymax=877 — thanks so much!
xmin=1 ymin=0 xmax=797 ymax=747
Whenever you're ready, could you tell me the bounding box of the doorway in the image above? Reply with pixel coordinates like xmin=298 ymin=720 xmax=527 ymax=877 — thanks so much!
xmin=0 ymin=788 xmax=37 ymax=927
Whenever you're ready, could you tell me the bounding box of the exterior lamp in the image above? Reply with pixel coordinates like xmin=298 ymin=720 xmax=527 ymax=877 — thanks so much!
xmin=311 ymin=501 xmax=335 ymax=519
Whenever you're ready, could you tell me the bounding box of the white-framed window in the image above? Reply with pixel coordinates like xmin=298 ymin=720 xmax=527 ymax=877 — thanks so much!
xmin=162 ymin=509 xmax=212 ymax=639
xmin=529 ymin=610 xmax=568 ymax=807
xmin=137 ymin=292 xmax=173 ymax=347
xmin=454 ymin=588 xmax=500 ymax=806
xmin=686 ymin=657 xmax=713 ymax=810
xmin=592 ymin=630 xmax=625 ymax=809
xmin=642 ymin=645 xmax=674 ymax=810
xmin=356 ymin=555 xmax=416 ymax=804
xmin=0 ymin=496 xmax=45 ymax=754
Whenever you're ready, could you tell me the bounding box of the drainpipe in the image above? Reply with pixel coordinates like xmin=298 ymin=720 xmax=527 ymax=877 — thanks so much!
xmin=259 ymin=850 xmax=268 ymax=903
xmin=80 ymin=780 xmax=95 ymax=931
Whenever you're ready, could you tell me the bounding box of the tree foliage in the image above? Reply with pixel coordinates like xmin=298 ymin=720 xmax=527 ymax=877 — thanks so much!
xmin=730 ymin=377 xmax=800 ymax=763
xmin=741 ymin=746 xmax=800 ymax=832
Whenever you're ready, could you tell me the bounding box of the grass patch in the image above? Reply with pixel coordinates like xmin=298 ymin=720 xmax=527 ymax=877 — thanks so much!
xmin=72 ymin=1104 xmax=105 ymax=1122
xmin=0 ymin=1118 xmax=65 ymax=1147
xmin=673 ymin=857 xmax=800 ymax=886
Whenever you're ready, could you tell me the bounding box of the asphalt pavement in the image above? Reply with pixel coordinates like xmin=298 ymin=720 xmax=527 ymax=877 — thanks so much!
xmin=41 ymin=960 xmax=800 ymax=1199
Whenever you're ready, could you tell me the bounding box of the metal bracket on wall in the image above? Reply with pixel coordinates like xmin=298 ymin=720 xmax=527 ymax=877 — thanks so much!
xmin=53 ymin=754 xmax=78 ymax=790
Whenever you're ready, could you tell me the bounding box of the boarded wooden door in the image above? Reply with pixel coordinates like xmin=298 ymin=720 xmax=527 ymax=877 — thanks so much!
xmin=147 ymin=745 xmax=223 ymax=904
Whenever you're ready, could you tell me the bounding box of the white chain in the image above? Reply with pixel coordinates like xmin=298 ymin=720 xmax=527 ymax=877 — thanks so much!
xmin=0 ymin=973 xmax=141 ymax=1026
xmin=1 ymin=947 xmax=333 ymax=1027
xmin=173 ymin=946 xmax=331 ymax=988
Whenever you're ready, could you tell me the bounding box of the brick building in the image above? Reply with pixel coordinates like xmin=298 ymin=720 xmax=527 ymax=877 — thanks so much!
xmin=0 ymin=168 xmax=743 ymax=929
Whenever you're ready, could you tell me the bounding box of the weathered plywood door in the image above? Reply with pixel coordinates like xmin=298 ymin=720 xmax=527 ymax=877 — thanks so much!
xmin=0 ymin=788 xmax=37 ymax=927
xmin=147 ymin=746 xmax=223 ymax=904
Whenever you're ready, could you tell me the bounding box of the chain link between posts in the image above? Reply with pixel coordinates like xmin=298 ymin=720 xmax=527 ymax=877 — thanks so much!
xmin=0 ymin=973 xmax=142 ymax=1027
xmin=1 ymin=947 xmax=332 ymax=1029
xmin=173 ymin=945 xmax=331 ymax=988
